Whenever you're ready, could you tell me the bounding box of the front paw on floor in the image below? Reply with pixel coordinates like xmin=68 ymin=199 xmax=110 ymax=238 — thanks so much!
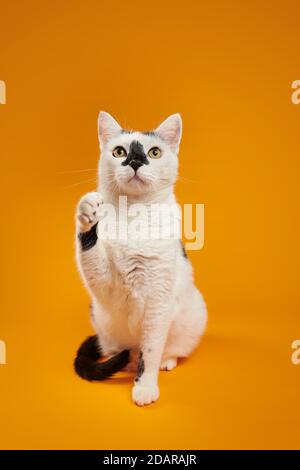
xmin=132 ymin=383 xmax=159 ymax=406
xmin=160 ymin=357 xmax=177 ymax=371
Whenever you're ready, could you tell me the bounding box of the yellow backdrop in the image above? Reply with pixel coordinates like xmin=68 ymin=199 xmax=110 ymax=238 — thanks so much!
xmin=0 ymin=0 xmax=299 ymax=450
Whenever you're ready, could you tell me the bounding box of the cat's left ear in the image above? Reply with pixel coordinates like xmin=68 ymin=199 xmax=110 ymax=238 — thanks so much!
xmin=155 ymin=113 xmax=182 ymax=152
xmin=98 ymin=111 xmax=122 ymax=149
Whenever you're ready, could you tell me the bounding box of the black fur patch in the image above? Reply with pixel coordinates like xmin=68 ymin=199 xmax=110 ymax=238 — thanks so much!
xmin=135 ymin=351 xmax=145 ymax=382
xmin=78 ymin=223 xmax=98 ymax=251
xmin=181 ymin=241 xmax=188 ymax=259
xmin=74 ymin=335 xmax=130 ymax=381
xmin=142 ymin=131 xmax=156 ymax=136
xmin=76 ymin=335 xmax=101 ymax=361
xmin=121 ymin=129 xmax=156 ymax=137
xmin=121 ymin=140 xmax=149 ymax=167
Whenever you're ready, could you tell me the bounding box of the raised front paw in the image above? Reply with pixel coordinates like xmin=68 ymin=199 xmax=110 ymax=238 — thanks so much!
xmin=77 ymin=192 xmax=103 ymax=232
xmin=132 ymin=382 xmax=160 ymax=406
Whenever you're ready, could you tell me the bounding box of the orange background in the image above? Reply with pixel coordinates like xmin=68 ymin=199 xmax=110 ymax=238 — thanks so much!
xmin=0 ymin=0 xmax=299 ymax=450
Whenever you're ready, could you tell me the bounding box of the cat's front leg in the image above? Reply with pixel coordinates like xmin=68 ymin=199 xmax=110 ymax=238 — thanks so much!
xmin=76 ymin=191 xmax=111 ymax=291
xmin=132 ymin=303 xmax=171 ymax=406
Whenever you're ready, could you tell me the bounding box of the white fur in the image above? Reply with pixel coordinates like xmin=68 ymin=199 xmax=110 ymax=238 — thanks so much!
xmin=76 ymin=112 xmax=207 ymax=406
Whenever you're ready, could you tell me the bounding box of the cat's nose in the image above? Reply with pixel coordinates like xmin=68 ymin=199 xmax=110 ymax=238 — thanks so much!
xmin=129 ymin=160 xmax=143 ymax=172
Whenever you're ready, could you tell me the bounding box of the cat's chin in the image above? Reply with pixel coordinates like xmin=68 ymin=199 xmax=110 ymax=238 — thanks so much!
xmin=118 ymin=175 xmax=151 ymax=195
xmin=128 ymin=174 xmax=146 ymax=185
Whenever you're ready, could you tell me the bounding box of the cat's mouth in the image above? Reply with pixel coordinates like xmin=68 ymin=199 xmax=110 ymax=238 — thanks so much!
xmin=128 ymin=174 xmax=146 ymax=185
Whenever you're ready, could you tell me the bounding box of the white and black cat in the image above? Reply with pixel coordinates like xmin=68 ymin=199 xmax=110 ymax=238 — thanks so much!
xmin=74 ymin=112 xmax=207 ymax=406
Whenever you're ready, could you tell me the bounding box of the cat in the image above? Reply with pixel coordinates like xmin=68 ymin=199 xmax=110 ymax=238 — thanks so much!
xmin=74 ymin=111 xmax=207 ymax=406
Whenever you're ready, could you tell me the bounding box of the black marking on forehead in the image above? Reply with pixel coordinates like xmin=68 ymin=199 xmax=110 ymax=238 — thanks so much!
xmin=121 ymin=140 xmax=149 ymax=166
xmin=142 ymin=131 xmax=156 ymax=136
xmin=121 ymin=129 xmax=156 ymax=137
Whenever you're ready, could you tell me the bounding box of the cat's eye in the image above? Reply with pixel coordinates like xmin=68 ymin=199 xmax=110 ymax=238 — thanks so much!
xmin=148 ymin=147 xmax=162 ymax=159
xmin=112 ymin=146 xmax=127 ymax=158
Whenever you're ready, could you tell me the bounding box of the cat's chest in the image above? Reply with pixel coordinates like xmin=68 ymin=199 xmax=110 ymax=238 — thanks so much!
xmin=116 ymin=253 xmax=148 ymax=294
xmin=107 ymin=242 xmax=154 ymax=296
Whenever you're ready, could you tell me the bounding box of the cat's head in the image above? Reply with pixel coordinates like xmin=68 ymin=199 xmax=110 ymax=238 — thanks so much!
xmin=98 ymin=112 xmax=182 ymax=197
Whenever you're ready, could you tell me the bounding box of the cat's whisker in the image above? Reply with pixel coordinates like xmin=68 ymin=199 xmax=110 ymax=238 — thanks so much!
xmin=59 ymin=168 xmax=97 ymax=174
xmin=63 ymin=177 xmax=98 ymax=189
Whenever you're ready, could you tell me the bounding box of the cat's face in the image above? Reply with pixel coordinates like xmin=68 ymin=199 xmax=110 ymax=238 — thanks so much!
xmin=98 ymin=112 xmax=182 ymax=196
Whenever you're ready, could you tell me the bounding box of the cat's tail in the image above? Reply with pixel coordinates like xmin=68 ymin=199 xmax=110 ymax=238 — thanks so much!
xmin=74 ymin=335 xmax=130 ymax=381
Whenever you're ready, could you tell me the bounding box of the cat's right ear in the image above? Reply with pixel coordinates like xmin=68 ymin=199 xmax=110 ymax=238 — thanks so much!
xmin=155 ymin=113 xmax=182 ymax=152
xmin=98 ymin=111 xmax=122 ymax=149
